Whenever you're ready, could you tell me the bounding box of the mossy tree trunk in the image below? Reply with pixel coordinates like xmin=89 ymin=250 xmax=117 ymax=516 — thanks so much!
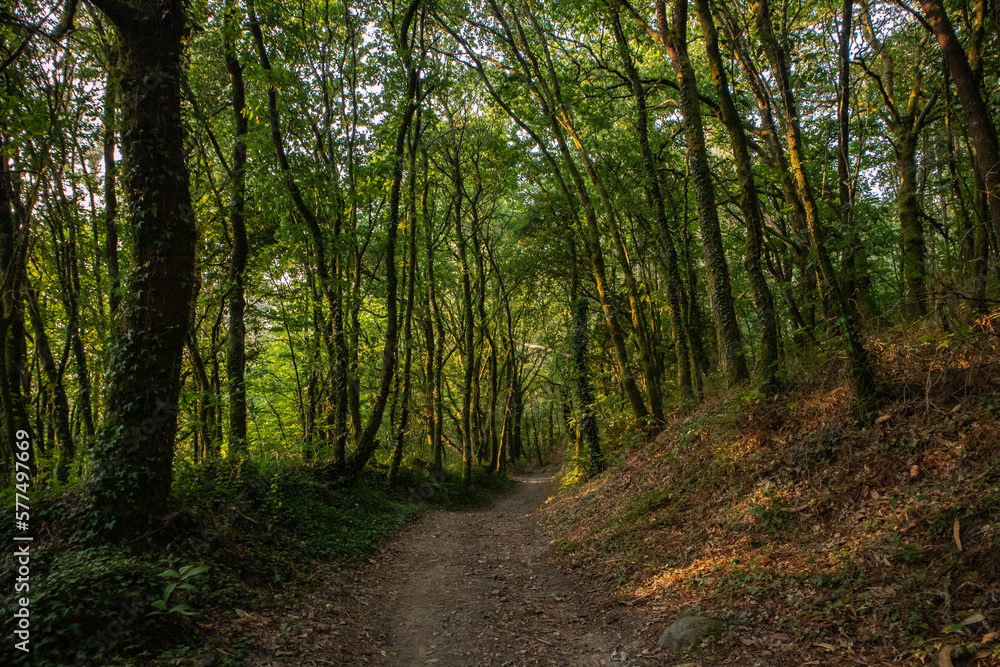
xmin=0 ymin=149 xmax=36 ymax=480
xmin=655 ymin=0 xmax=750 ymax=386
xmin=224 ymin=0 xmax=249 ymax=457
xmin=611 ymin=5 xmax=694 ymax=402
xmin=919 ymin=0 xmax=1000 ymax=249
xmin=693 ymin=0 xmax=780 ymax=395
xmin=754 ymin=0 xmax=878 ymax=419
xmin=83 ymin=0 xmax=197 ymax=533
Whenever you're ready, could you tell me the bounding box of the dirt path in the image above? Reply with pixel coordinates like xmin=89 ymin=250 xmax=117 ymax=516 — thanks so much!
xmin=367 ymin=465 xmax=636 ymax=667
xmin=248 ymin=465 xmax=653 ymax=666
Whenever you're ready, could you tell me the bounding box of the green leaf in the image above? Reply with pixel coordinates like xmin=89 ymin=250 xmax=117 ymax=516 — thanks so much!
xmin=180 ymin=565 xmax=210 ymax=580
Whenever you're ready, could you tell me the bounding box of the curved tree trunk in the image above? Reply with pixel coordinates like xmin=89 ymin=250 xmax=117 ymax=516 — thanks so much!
xmin=345 ymin=0 xmax=423 ymax=480
xmin=714 ymin=7 xmax=819 ymax=335
xmin=484 ymin=0 xmax=650 ymax=425
xmin=919 ymin=0 xmax=1000 ymax=247
xmin=754 ymin=0 xmax=877 ymax=418
xmin=390 ymin=117 xmax=421 ymax=488
xmin=569 ymin=235 xmax=602 ymax=476
xmin=102 ymin=70 xmax=120 ymax=318
xmin=693 ymin=0 xmax=780 ymax=394
xmin=0 ymin=161 xmax=37 ymax=479
xmin=896 ymin=132 xmax=928 ymax=318
xmin=611 ymin=6 xmax=694 ymax=402
xmin=25 ymin=285 xmax=74 ymax=482
xmin=448 ymin=142 xmax=476 ymax=486
xmin=656 ymin=0 xmax=749 ymax=385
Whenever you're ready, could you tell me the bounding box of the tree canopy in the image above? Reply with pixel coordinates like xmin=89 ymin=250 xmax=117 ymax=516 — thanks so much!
xmin=1 ymin=0 xmax=999 ymax=530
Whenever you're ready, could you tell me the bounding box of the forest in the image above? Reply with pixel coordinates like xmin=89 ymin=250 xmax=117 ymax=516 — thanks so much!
xmin=1 ymin=0 xmax=1000 ymax=664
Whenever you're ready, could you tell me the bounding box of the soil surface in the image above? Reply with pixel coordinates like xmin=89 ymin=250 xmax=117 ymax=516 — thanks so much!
xmin=369 ymin=465 xmax=633 ymax=667
xmin=245 ymin=464 xmax=659 ymax=666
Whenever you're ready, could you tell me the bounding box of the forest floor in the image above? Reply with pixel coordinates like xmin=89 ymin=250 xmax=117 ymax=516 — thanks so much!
xmin=230 ymin=463 xmax=658 ymax=666
xmin=540 ymin=334 xmax=1000 ymax=667
xmin=189 ymin=332 xmax=1000 ymax=667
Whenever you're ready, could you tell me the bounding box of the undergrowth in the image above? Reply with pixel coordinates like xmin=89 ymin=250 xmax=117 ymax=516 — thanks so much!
xmin=0 ymin=458 xmax=513 ymax=666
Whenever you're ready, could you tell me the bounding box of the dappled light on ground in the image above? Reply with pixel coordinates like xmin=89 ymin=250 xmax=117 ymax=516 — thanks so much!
xmin=543 ymin=337 xmax=1000 ymax=665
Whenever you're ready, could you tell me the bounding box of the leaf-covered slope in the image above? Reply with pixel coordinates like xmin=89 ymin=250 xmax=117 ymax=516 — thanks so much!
xmin=544 ymin=334 xmax=1000 ymax=665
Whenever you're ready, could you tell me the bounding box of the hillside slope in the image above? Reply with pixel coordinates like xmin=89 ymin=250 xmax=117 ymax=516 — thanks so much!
xmin=543 ymin=335 xmax=1000 ymax=665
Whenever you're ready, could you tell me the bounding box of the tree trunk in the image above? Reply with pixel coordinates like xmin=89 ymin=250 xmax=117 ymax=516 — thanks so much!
xmin=83 ymin=0 xmax=197 ymax=534
xmin=224 ymin=0 xmax=249 ymax=458
xmin=693 ymin=0 xmax=780 ymax=394
xmin=612 ymin=9 xmax=694 ymax=401
xmin=754 ymin=0 xmax=878 ymax=418
xmin=422 ymin=147 xmax=445 ymax=471
xmin=896 ymin=132 xmax=928 ymax=317
xmin=838 ymin=0 xmax=857 ymax=308
xmin=390 ymin=117 xmax=421 ymax=488
xmin=25 ymin=285 xmax=76 ymax=484
xmin=487 ymin=332 xmax=500 ymax=472
xmin=715 ymin=6 xmax=819 ymax=334
xmin=570 ymin=237 xmax=602 ymax=476
xmin=485 ymin=0 xmax=649 ymax=424
xmin=187 ymin=332 xmax=221 ymax=458
xmin=52 ymin=196 xmax=96 ymax=439
xmin=102 ymin=71 xmax=120 ymax=317
xmin=449 ymin=145 xmax=476 ymax=486
xmin=345 ymin=0 xmax=422 ymax=480
xmin=919 ymin=0 xmax=1000 ymax=247
xmin=657 ymin=0 xmax=749 ymax=385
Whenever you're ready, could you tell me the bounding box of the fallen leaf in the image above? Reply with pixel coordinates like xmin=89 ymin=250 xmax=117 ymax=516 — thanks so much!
xmin=961 ymin=613 xmax=985 ymax=626
xmin=954 ymin=519 xmax=963 ymax=552
xmin=814 ymin=642 xmax=836 ymax=651
xmin=910 ymin=465 xmax=920 ymax=479
xmin=939 ymin=644 xmax=955 ymax=667
xmin=875 ymin=414 xmax=891 ymax=425
xmin=951 ymin=404 xmax=962 ymax=413
xmin=983 ymin=631 xmax=998 ymax=644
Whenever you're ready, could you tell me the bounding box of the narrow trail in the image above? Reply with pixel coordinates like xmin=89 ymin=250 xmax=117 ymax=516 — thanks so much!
xmin=255 ymin=465 xmax=655 ymax=666
xmin=366 ymin=465 xmax=638 ymax=667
